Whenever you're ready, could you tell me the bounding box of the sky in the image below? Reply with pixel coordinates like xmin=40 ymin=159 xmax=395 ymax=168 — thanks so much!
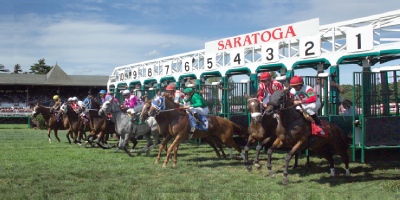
xmin=0 ymin=0 xmax=399 ymax=84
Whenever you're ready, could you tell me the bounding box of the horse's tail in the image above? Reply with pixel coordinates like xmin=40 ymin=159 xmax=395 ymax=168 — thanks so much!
xmin=230 ymin=121 xmax=249 ymax=138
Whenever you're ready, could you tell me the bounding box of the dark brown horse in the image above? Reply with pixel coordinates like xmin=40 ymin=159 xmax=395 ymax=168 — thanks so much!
xmin=32 ymin=102 xmax=69 ymax=143
xmin=59 ymin=103 xmax=89 ymax=144
xmin=140 ymin=94 xmax=247 ymax=168
xmin=244 ymin=94 xmax=306 ymax=171
xmin=264 ymin=88 xmax=350 ymax=185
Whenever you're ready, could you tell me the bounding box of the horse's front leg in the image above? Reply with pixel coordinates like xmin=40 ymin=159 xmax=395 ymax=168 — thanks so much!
xmin=66 ymin=129 xmax=72 ymax=145
xmin=163 ymin=134 xmax=184 ymax=168
xmin=267 ymin=138 xmax=282 ymax=177
xmin=155 ymin=134 xmax=172 ymax=164
xmin=254 ymin=137 xmax=272 ymax=169
xmin=47 ymin=128 xmax=52 ymax=143
xmin=244 ymin=136 xmax=254 ymax=171
xmin=282 ymin=141 xmax=304 ymax=185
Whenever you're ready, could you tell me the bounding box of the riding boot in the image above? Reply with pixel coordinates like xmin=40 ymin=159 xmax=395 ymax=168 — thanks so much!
xmin=193 ymin=113 xmax=201 ymax=125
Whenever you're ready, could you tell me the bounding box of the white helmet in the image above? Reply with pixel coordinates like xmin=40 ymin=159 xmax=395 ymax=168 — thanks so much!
xmin=68 ymin=97 xmax=73 ymax=101
xmin=122 ymin=90 xmax=131 ymax=96
xmin=72 ymin=97 xmax=78 ymax=101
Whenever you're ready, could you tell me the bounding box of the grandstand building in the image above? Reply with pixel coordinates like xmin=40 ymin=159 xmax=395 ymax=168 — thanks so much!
xmin=0 ymin=64 xmax=108 ymax=109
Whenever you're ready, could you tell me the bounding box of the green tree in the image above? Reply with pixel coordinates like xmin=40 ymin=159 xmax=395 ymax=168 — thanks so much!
xmin=0 ymin=64 xmax=10 ymax=73
xmin=13 ymin=64 xmax=22 ymax=74
xmin=29 ymin=59 xmax=52 ymax=74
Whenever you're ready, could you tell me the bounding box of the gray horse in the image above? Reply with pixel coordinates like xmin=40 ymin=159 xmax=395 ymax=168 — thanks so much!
xmin=99 ymin=97 xmax=135 ymax=157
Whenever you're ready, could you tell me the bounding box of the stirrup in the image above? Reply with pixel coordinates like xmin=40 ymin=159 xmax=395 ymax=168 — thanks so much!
xmin=190 ymin=127 xmax=196 ymax=132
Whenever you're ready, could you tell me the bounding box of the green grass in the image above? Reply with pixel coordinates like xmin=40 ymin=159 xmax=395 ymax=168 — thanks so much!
xmin=0 ymin=124 xmax=29 ymax=129
xmin=0 ymin=128 xmax=399 ymax=200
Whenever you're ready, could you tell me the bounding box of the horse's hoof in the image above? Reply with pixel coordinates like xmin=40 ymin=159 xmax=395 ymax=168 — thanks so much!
xmin=154 ymin=161 xmax=159 ymax=164
xmin=282 ymin=177 xmax=289 ymax=185
xmin=162 ymin=165 xmax=167 ymax=168
xmin=129 ymin=154 xmax=134 ymax=157
xmin=254 ymin=163 xmax=261 ymax=169
xmin=246 ymin=165 xmax=252 ymax=172
xmin=268 ymin=172 xmax=275 ymax=177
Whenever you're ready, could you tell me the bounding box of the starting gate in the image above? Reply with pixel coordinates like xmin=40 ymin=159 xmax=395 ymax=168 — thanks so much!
xmin=106 ymin=10 xmax=400 ymax=162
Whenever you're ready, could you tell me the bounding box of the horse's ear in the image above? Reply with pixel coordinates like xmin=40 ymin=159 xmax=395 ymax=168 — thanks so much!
xmin=283 ymin=82 xmax=290 ymax=89
xmin=244 ymin=93 xmax=250 ymax=99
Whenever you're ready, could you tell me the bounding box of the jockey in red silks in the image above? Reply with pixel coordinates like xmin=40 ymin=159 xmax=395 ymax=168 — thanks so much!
xmin=164 ymin=84 xmax=185 ymax=105
xmin=257 ymin=72 xmax=283 ymax=108
xmin=289 ymin=75 xmax=324 ymax=135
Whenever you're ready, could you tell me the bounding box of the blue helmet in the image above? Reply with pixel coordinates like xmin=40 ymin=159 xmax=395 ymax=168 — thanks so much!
xmin=99 ymin=90 xmax=106 ymax=94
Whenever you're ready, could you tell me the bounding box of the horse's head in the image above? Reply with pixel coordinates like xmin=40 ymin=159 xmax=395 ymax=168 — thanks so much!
xmin=265 ymin=88 xmax=292 ymax=115
xmin=245 ymin=93 xmax=263 ymax=123
xmin=59 ymin=103 xmax=69 ymax=115
xmin=31 ymin=103 xmax=41 ymax=118
xmin=139 ymin=99 xmax=152 ymax=122
xmin=148 ymin=95 xmax=165 ymax=117
xmin=99 ymin=97 xmax=119 ymax=116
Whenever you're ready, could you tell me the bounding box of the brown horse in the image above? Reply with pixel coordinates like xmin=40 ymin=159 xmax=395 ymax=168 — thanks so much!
xmin=59 ymin=103 xmax=89 ymax=144
xmin=140 ymin=98 xmax=229 ymax=160
xmin=244 ymin=94 xmax=278 ymax=170
xmin=264 ymin=88 xmax=350 ymax=185
xmin=140 ymin=94 xmax=247 ymax=168
xmin=81 ymin=95 xmax=116 ymax=149
xmin=32 ymin=102 xmax=69 ymax=143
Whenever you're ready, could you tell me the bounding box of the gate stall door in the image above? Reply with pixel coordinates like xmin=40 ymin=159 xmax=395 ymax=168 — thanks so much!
xmin=222 ymin=81 xmax=249 ymax=128
xmin=200 ymin=83 xmax=222 ymax=115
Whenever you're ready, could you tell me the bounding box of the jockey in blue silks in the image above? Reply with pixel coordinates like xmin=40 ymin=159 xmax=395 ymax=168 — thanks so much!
xmin=99 ymin=90 xmax=119 ymax=105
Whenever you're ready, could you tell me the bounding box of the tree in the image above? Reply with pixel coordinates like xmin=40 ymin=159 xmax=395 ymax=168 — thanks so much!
xmin=13 ymin=64 xmax=22 ymax=74
xmin=0 ymin=64 xmax=10 ymax=73
xmin=29 ymin=59 xmax=52 ymax=74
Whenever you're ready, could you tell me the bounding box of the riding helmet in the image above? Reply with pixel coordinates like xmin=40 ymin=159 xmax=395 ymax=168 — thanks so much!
xmin=259 ymin=72 xmax=271 ymax=80
xmin=122 ymin=90 xmax=131 ymax=96
xmin=53 ymin=95 xmax=59 ymax=100
xmin=165 ymin=85 xmax=175 ymax=91
xmin=99 ymin=90 xmax=106 ymax=94
xmin=184 ymin=88 xmax=193 ymax=93
xmin=290 ymin=76 xmax=304 ymax=86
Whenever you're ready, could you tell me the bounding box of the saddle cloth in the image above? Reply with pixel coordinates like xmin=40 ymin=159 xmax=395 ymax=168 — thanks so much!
xmin=188 ymin=114 xmax=209 ymax=131
xmin=311 ymin=121 xmax=329 ymax=138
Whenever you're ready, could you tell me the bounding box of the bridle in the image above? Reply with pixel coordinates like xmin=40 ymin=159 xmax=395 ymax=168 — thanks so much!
xmin=150 ymin=96 xmax=175 ymax=116
xmin=247 ymin=98 xmax=266 ymax=123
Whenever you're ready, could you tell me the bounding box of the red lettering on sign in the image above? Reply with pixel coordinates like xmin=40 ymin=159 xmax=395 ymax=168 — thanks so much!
xmin=216 ymin=25 xmax=298 ymax=50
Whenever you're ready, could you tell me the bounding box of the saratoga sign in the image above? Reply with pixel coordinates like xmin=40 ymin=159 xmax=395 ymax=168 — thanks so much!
xmin=205 ymin=18 xmax=319 ymax=53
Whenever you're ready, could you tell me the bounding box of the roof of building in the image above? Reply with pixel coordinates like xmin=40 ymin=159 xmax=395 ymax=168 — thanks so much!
xmin=0 ymin=64 xmax=108 ymax=86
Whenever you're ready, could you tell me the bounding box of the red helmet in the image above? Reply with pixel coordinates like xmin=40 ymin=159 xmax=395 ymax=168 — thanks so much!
xmin=165 ymin=85 xmax=175 ymax=91
xmin=259 ymin=72 xmax=271 ymax=80
xmin=290 ymin=76 xmax=304 ymax=86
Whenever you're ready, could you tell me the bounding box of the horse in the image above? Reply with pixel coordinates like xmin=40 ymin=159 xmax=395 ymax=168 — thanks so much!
xmin=31 ymin=102 xmax=68 ymax=143
xmin=244 ymin=94 xmax=278 ymax=170
xmin=264 ymin=88 xmax=350 ymax=185
xmin=140 ymin=98 xmax=229 ymax=160
xmin=59 ymin=103 xmax=89 ymax=144
xmin=244 ymin=94 xmax=306 ymax=171
xmin=98 ymin=97 xmax=137 ymax=157
xmin=140 ymin=94 xmax=247 ymax=168
xmin=81 ymin=95 xmax=116 ymax=149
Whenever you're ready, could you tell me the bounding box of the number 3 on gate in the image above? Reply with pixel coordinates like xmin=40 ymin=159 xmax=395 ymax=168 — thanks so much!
xmin=346 ymin=25 xmax=374 ymax=53
xmin=261 ymin=42 xmax=279 ymax=63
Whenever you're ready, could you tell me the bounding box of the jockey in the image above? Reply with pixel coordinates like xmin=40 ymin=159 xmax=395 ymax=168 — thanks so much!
xmin=257 ymin=72 xmax=283 ymax=108
xmin=70 ymin=96 xmax=80 ymax=111
xmin=52 ymin=95 xmax=62 ymax=121
xmin=82 ymin=93 xmax=92 ymax=109
xmin=164 ymin=84 xmax=185 ymax=105
xmin=121 ymin=89 xmax=137 ymax=121
xmin=99 ymin=90 xmax=119 ymax=105
xmin=289 ymin=75 xmax=324 ymax=135
xmin=182 ymin=87 xmax=209 ymax=124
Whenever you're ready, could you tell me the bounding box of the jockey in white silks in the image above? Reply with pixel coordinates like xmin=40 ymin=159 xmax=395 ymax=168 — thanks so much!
xmin=289 ymin=75 xmax=324 ymax=135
